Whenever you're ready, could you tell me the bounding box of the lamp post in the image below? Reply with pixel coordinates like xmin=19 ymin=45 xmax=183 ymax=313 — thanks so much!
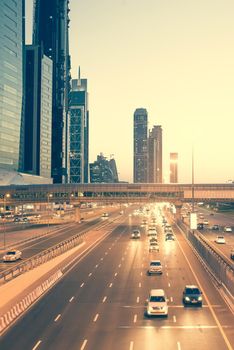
xmin=47 ymin=193 xmax=53 ymax=231
xmin=3 ymin=193 xmax=10 ymax=249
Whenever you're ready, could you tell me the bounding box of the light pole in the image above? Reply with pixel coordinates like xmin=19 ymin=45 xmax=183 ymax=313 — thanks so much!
xmin=47 ymin=193 xmax=53 ymax=231
xmin=3 ymin=193 xmax=10 ymax=250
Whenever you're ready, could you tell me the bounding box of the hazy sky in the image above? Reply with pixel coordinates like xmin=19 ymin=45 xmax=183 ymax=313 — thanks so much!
xmin=26 ymin=0 xmax=234 ymax=183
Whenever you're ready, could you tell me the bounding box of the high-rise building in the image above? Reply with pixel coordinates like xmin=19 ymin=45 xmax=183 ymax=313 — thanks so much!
xmin=0 ymin=0 xmax=25 ymax=171
xmin=133 ymin=108 xmax=148 ymax=183
xmin=24 ymin=45 xmax=52 ymax=179
xmin=69 ymin=68 xmax=89 ymax=183
xmin=148 ymin=125 xmax=163 ymax=183
xmin=90 ymin=153 xmax=119 ymax=183
xmin=170 ymin=152 xmax=178 ymax=183
xmin=33 ymin=0 xmax=71 ymax=183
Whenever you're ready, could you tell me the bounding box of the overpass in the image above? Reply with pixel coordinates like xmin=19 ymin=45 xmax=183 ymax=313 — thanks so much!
xmin=0 ymin=183 xmax=234 ymax=206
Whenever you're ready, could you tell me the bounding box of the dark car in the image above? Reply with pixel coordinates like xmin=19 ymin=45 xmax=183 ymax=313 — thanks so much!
xmin=165 ymin=233 xmax=175 ymax=241
xmin=211 ymin=224 xmax=219 ymax=231
xmin=197 ymin=223 xmax=204 ymax=230
xmin=230 ymin=250 xmax=234 ymax=260
xmin=183 ymin=285 xmax=203 ymax=306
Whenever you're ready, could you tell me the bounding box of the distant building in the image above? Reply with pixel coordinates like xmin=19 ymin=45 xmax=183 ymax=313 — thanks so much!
xmin=24 ymin=45 xmax=52 ymax=179
xmin=148 ymin=125 xmax=163 ymax=183
xmin=33 ymin=0 xmax=71 ymax=183
xmin=69 ymin=68 xmax=89 ymax=183
xmin=170 ymin=153 xmax=178 ymax=183
xmin=90 ymin=154 xmax=119 ymax=183
xmin=133 ymin=108 xmax=148 ymax=183
xmin=0 ymin=1 xmax=25 ymax=172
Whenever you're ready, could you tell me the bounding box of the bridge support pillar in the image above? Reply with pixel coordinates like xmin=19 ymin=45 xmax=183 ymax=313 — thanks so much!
xmin=75 ymin=207 xmax=81 ymax=223
xmin=174 ymin=203 xmax=183 ymax=223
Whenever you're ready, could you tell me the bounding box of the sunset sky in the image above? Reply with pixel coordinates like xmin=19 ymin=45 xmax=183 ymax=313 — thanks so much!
xmin=26 ymin=0 xmax=234 ymax=183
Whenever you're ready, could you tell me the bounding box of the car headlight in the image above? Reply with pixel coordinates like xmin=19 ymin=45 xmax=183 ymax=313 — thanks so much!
xmin=185 ymin=296 xmax=190 ymax=301
xmin=198 ymin=296 xmax=202 ymax=301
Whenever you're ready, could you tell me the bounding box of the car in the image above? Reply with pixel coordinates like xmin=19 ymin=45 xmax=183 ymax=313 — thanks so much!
xmin=211 ymin=224 xmax=219 ymax=231
xmin=197 ymin=223 xmax=204 ymax=230
xmin=230 ymin=250 xmax=234 ymax=260
xmin=149 ymin=237 xmax=158 ymax=243
xmin=203 ymin=220 xmax=209 ymax=225
xmin=199 ymin=215 xmax=204 ymax=219
xmin=224 ymin=226 xmax=232 ymax=233
xmin=215 ymin=236 xmax=226 ymax=244
xmin=3 ymin=250 xmax=22 ymax=262
xmin=149 ymin=242 xmax=159 ymax=252
xmin=148 ymin=228 xmax=157 ymax=236
xmin=131 ymin=229 xmax=141 ymax=239
xmin=146 ymin=289 xmax=168 ymax=316
xmin=165 ymin=233 xmax=175 ymax=241
xmin=182 ymin=285 xmax=203 ymax=306
xmin=148 ymin=260 xmax=162 ymax=275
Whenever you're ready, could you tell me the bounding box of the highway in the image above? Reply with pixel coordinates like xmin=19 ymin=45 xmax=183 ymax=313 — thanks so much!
xmin=0 ymin=208 xmax=233 ymax=350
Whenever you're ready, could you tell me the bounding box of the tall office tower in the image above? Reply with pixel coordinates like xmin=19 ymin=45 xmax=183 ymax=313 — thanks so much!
xmin=69 ymin=68 xmax=89 ymax=183
xmin=90 ymin=154 xmax=119 ymax=183
xmin=0 ymin=0 xmax=25 ymax=171
xmin=148 ymin=125 xmax=163 ymax=183
xmin=33 ymin=0 xmax=71 ymax=183
xmin=133 ymin=108 xmax=148 ymax=183
xmin=24 ymin=45 xmax=52 ymax=178
xmin=170 ymin=153 xmax=178 ymax=183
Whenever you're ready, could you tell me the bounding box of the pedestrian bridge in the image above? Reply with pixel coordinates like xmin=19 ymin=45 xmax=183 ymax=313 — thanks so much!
xmin=0 ymin=183 xmax=233 ymax=205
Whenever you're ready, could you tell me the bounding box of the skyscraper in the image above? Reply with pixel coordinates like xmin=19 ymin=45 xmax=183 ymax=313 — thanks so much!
xmin=69 ymin=68 xmax=89 ymax=183
xmin=148 ymin=125 xmax=163 ymax=183
xmin=170 ymin=152 xmax=178 ymax=183
xmin=90 ymin=153 xmax=119 ymax=183
xmin=24 ymin=45 xmax=53 ymax=179
xmin=133 ymin=108 xmax=148 ymax=183
xmin=0 ymin=0 xmax=25 ymax=171
xmin=33 ymin=0 xmax=71 ymax=183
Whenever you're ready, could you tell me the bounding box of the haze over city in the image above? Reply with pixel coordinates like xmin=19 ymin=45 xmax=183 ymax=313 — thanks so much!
xmin=26 ymin=0 xmax=234 ymax=183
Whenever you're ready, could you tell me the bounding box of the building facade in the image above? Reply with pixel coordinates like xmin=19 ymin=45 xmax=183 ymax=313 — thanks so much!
xmin=69 ymin=68 xmax=89 ymax=183
xmin=24 ymin=45 xmax=52 ymax=179
xmin=133 ymin=108 xmax=148 ymax=183
xmin=0 ymin=0 xmax=24 ymax=171
xmin=170 ymin=152 xmax=178 ymax=183
xmin=33 ymin=0 xmax=71 ymax=183
xmin=148 ymin=125 xmax=163 ymax=183
xmin=90 ymin=154 xmax=119 ymax=183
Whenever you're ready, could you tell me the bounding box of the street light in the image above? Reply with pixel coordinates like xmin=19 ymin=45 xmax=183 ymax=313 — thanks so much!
xmin=47 ymin=193 xmax=53 ymax=230
xmin=3 ymin=193 xmax=10 ymax=250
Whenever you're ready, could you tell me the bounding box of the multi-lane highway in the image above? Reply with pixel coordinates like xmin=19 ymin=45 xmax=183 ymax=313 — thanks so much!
xmin=0 ymin=207 xmax=233 ymax=350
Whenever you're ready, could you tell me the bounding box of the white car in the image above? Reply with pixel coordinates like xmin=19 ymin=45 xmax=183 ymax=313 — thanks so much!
xmin=149 ymin=242 xmax=159 ymax=252
xmin=215 ymin=236 xmax=226 ymax=244
xmin=3 ymin=250 xmax=22 ymax=262
xmin=148 ymin=260 xmax=162 ymax=275
xmin=148 ymin=228 xmax=157 ymax=236
xmin=146 ymin=289 xmax=168 ymax=317
xmin=131 ymin=229 xmax=141 ymax=239
xmin=224 ymin=226 xmax=232 ymax=232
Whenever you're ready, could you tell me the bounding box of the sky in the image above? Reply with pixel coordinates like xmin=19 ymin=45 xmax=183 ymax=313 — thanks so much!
xmin=26 ymin=0 xmax=234 ymax=183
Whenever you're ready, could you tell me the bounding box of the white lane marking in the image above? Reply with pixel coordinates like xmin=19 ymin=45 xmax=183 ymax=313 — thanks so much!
xmin=119 ymin=325 xmax=229 ymax=329
xmin=166 ymin=272 xmax=169 ymax=276
xmin=122 ymin=257 xmax=125 ymax=261
xmin=81 ymin=339 xmax=88 ymax=350
xmin=139 ymin=282 xmax=141 ymax=288
xmin=32 ymin=340 xmax=42 ymax=350
xmin=170 ymin=297 xmax=173 ymax=302
xmin=102 ymin=296 xmax=107 ymax=303
xmin=168 ymin=282 xmax=171 ymax=287
xmin=109 ymin=283 xmax=113 ymax=288
xmin=88 ymin=272 xmax=92 ymax=277
xmin=95 ymin=264 xmax=99 ymax=268
xmin=176 ymin=227 xmax=233 ymax=350
xmin=134 ymin=314 xmax=137 ymax=323
xmin=69 ymin=296 xmax=74 ymax=302
xmin=129 ymin=341 xmax=134 ymax=350
xmin=141 ymin=263 xmax=144 ymax=267
xmin=173 ymin=315 xmax=176 ymax=323
xmin=54 ymin=314 xmax=61 ymax=322
xmin=140 ymin=272 xmax=143 ymax=276
xmin=105 ymin=252 xmax=108 ymax=255
xmin=93 ymin=313 xmax=99 ymax=322
xmin=100 ymin=257 xmax=104 ymax=261
xmin=80 ymin=283 xmax=84 ymax=288
xmin=137 ymin=296 xmax=140 ymax=303
xmin=109 ymin=247 xmax=112 ymax=250
xmin=165 ymin=264 xmax=168 ymax=268
xmin=114 ymin=272 xmax=118 ymax=277
xmin=177 ymin=341 xmax=181 ymax=350
xmin=118 ymin=264 xmax=121 ymax=268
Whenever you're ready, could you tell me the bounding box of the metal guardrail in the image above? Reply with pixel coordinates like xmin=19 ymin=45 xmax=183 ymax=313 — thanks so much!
xmin=177 ymin=220 xmax=234 ymax=298
xmin=0 ymin=231 xmax=84 ymax=283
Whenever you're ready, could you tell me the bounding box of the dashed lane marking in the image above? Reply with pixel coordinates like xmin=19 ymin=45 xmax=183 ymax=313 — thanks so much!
xmin=80 ymin=283 xmax=84 ymax=288
xmin=69 ymin=296 xmax=74 ymax=302
xmin=102 ymin=296 xmax=107 ymax=303
xmin=93 ymin=314 xmax=99 ymax=322
xmin=173 ymin=315 xmax=176 ymax=323
xmin=81 ymin=339 xmax=88 ymax=350
xmin=129 ymin=341 xmax=134 ymax=350
xmin=88 ymin=272 xmax=92 ymax=277
xmin=134 ymin=314 xmax=137 ymax=323
xmin=32 ymin=340 xmax=42 ymax=350
xmin=177 ymin=341 xmax=181 ymax=350
xmin=54 ymin=314 xmax=61 ymax=322
xmin=109 ymin=283 xmax=113 ymax=288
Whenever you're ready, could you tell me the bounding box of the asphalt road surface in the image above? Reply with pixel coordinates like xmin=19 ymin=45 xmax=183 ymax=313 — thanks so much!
xmin=0 ymin=212 xmax=233 ymax=350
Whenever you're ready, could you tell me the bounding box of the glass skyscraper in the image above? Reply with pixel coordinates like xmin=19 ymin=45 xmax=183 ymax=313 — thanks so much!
xmin=133 ymin=108 xmax=148 ymax=183
xmin=33 ymin=0 xmax=71 ymax=183
xmin=148 ymin=125 xmax=163 ymax=183
xmin=0 ymin=0 xmax=24 ymax=171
